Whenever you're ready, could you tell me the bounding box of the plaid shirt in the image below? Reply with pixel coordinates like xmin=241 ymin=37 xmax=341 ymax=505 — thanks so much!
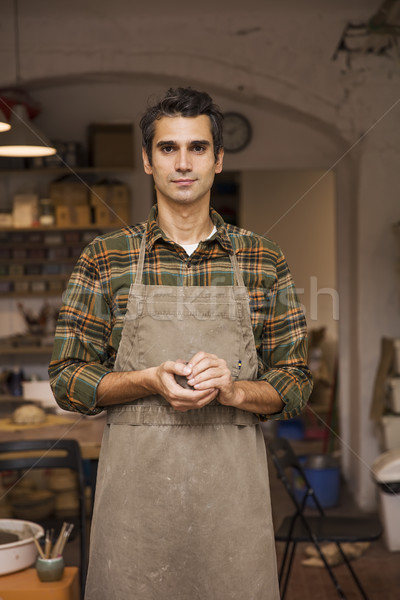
xmin=49 ymin=206 xmax=312 ymax=419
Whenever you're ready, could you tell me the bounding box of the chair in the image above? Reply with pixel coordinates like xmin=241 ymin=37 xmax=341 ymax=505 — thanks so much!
xmin=267 ymin=437 xmax=382 ymax=600
xmin=0 ymin=439 xmax=87 ymax=598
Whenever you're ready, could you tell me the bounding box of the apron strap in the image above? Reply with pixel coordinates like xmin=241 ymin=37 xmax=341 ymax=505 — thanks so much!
xmin=135 ymin=230 xmax=147 ymax=284
xmin=229 ymin=251 xmax=245 ymax=288
xmin=135 ymin=228 xmax=245 ymax=287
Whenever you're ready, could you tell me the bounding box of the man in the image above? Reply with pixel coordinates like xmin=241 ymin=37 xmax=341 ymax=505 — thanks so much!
xmin=49 ymin=87 xmax=312 ymax=600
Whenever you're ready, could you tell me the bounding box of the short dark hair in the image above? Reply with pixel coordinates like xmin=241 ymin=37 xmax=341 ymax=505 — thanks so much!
xmin=139 ymin=87 xmax=224 ymax=164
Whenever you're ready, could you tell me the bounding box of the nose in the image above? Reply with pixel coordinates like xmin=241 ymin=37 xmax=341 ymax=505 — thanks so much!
xmin=175 ymin=149 xmax=192 ymax=172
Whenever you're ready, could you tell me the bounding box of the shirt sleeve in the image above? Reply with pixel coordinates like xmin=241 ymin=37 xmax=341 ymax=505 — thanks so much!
xmin=48 ymin=242 xmax=112 ymax=415
xmin=257 ymin=247 xmax=313 ymax=420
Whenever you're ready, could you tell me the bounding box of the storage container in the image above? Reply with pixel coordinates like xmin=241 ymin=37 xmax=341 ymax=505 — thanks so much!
xmin=371 ymin=449 xmax=400 ymax=551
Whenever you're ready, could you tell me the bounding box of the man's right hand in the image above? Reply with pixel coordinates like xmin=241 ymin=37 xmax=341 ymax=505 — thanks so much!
xmin=147 ymin=360 xmax=217 ymax=411
xmin=97 ymin=361 xmax=217 ymax=410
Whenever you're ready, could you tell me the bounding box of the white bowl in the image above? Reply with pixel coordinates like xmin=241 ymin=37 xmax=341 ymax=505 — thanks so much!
xmin=0 ymin=519 xmax=44 ymax=576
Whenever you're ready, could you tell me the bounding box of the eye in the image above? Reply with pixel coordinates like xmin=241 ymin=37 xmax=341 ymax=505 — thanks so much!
xmin=161 ymin=145 xmax=175 ymax=153
xmin=192 ymin=145 xmax=206 ymax=153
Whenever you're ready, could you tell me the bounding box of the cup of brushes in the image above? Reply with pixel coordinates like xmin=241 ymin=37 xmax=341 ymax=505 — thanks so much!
xmin=33 ymin=522 xmax=74 ymax=582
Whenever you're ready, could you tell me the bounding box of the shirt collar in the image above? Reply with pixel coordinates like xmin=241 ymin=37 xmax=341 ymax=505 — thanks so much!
xmin=145 ymin=204 xmax=235 ymax=255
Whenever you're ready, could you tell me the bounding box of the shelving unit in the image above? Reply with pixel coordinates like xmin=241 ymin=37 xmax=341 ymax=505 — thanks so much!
xmin=0 ymin=226 xmax=107 ymax=297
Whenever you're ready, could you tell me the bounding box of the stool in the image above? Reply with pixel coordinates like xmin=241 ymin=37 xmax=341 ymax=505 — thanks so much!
xmin=0 ymin=566 xmax=79 ymax=600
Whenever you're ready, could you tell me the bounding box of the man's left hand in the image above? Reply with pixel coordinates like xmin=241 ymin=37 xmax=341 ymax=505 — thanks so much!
xmin=186 ymin=351 xmax=244 ymax=408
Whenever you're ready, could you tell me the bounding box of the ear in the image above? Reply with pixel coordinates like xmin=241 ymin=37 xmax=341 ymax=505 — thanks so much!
xmin=142 ymin=147 xmax=153 ymax=174
xmin=215 ymin=148 xmax=224 ymax=174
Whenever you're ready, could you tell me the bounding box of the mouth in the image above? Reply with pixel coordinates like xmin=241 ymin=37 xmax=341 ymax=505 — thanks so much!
xmin=172 ymin=178 xmax=196 ymax=186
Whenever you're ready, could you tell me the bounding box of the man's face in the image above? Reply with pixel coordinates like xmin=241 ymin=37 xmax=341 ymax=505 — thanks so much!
xmin=142 ymin=115 xmax=224 ymax=207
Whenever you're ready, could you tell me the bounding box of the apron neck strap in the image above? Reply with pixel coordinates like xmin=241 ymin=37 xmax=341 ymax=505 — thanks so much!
xmin=135 ymin=231 xmax=147 ymax=284
xmin=135 ymin=230 xmax=245 ymax=287
xmin=229 ymin=251 xmax=245 ymax=287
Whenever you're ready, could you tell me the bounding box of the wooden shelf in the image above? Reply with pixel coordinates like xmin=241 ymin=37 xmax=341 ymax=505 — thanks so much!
xmin=0 ymin=166 xmax=133 ymax=175
xmin=0 ymin=345 xmax=53 ymax=355
xmin=1 ymin=274 xmax=67 ymax=282
xmin=0 ymin=225 xmax=111 ymax=233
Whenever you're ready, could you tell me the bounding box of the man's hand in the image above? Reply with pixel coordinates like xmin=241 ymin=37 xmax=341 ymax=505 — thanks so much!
xmin=185 ymin=352 xmax=244 ymax=408
xmin=151 ymin=360 xmax=218 ymax=412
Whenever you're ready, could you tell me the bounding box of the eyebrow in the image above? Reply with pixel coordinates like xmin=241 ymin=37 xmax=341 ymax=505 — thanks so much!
xmin=156 ymin=139 xmax=211 ymax=148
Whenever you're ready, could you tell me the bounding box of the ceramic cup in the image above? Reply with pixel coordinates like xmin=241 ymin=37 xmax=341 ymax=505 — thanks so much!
xmin=35 ymin=556 xmax=65 ymax=582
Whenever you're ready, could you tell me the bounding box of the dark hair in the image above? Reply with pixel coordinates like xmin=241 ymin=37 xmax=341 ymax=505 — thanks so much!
xmin=139 ymin=87 xmax=224 ymax=164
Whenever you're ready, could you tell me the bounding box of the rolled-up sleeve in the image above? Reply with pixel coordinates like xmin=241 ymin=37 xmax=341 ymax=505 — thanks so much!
xmin=258 ymin=248 xmax=313 ymax=420
xmin=49 ymin=243 xmax=112 ymax=414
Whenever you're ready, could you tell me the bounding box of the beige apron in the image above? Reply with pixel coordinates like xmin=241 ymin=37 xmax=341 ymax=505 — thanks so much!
xmin=85 ymin=231 xmax=280 ymax=600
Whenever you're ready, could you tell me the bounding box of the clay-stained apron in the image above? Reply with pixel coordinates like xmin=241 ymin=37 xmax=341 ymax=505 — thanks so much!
xmin=85 ymin=231 xmax=280 ymax=599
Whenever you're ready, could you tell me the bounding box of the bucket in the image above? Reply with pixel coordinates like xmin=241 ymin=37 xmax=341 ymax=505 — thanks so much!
xmin=294 ymin=454 xmax=340 ymax=509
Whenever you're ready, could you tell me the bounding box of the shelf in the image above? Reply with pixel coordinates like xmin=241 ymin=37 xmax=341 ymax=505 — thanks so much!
xmin=1 ymin=274 xmax=67 ymax=282
xmin=0 ymin=225 xmax=111 ymax=232
xmin=0 ymin=346 xmax=53 ymax=355
xmin=1 ymin=291 xmax=64 ymax=298
xmin=0 ymin=166 xmax=133 ymax=175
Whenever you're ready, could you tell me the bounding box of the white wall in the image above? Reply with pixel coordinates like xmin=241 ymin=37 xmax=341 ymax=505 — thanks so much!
xmin=240 ymin=170 xmax=337 ymax=340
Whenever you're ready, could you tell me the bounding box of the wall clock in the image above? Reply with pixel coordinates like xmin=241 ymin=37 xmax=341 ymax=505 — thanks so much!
xmin=223 ymin=112 xmax=252 ymax=152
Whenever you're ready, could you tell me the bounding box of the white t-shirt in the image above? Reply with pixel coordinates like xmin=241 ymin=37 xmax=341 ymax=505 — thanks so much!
xmin=180 ymin=226 xmax=217 ymax=256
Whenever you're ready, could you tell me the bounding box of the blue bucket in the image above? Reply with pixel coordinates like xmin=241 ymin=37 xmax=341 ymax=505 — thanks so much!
xmin=277 ymin=418 xmax=305 ymax=440
xmin=294 ymin=454 xmax=340 ymax=509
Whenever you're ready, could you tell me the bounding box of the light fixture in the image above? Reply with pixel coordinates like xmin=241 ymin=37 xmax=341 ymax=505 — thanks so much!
xmin=0 ymin=104 xmax=56 ymax=157
xmin=0 ymin=108 xmax=10 ymax=132
xmin=0 ymin=0 xmax=56 ymax=157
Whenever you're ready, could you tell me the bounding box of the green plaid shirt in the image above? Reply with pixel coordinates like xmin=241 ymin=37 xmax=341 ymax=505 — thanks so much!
xmin=49 ymin=206 xmax=312 ymax=419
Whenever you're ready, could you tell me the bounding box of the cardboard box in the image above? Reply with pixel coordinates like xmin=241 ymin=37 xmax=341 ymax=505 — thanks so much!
xmin=388 ymin=378 xmax=400 ymax=413
xmin=381 ymin=415 xmax=400 ymax=450
xmin=55 ymin=205 xmax=91 ymax=228
xmin=90 ymin=184 xmax=130 ymax=226
xmin=12 ymin=194 xmax=39 ymax=227
xmin=49 ymin=181 xmax=88 ymax=206
xmin=88 ymin=123 xmax=134 ymax=168
xmin=394 ymin=339 xmax=400 ymax=375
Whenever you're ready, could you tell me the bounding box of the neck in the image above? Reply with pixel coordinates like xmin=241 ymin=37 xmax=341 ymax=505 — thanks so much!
xmin=156 ymin=202 xmax=213 ymax=245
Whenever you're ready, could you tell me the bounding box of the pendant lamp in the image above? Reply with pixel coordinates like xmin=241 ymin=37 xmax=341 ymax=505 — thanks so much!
xmin=0 ymin=0 xmax=56 ymax=157
xmin=0 ymin=104 xmax=56 ymax=157
xmin=0 ymin=108 xmax=10 ymax=132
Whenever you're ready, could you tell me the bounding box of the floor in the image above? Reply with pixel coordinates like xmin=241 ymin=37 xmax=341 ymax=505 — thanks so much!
xmin=266 ymin=434 xmax=400 ymax=600
xmin=64 ymin=432 xmax=400 ymax=600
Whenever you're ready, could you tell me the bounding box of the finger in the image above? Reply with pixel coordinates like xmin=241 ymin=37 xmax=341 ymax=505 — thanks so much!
xmin=188 ymin=351 xmax=219 ymax=367
xmin=187 ymin=367 xmax=223 ymax=387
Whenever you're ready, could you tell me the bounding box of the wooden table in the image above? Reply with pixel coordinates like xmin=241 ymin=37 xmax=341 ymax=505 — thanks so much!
xmin=0 ymin=413 xmax=106 ymax=460
xmin=0 ymin=566 xmax=79 ymax=600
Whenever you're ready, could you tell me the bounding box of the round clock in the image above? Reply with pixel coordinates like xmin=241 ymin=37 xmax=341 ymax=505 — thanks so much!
xmin=223 ymin=112 xmax=252 ymax=152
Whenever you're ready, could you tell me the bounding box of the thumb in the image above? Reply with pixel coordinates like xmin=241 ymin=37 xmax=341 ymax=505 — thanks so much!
xmin=174 ymin=361 xmax=192 ymax=376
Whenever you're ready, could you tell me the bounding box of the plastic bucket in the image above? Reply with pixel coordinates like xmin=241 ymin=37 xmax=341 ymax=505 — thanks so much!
xmin=277 ymin=418 xmax=305 ymax=440
xmin=294 ymin=454 xmax=340 ymax=509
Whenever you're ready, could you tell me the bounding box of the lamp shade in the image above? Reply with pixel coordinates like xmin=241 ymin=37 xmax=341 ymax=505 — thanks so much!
xmin=0 ymin=104 xmax=56 ymax=157
xmin=0 ymin=108 xmax=11 ymax=132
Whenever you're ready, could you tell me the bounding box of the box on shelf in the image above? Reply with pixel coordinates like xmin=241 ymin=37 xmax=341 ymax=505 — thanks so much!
xmin=388 ymin=378 xmax=400 ymax=413
xmin=55 ymin=205 xmax=91 ymax=228
xmin=49 ymin=181 xmax=88 ymax=206
xmin=90 ymin=183 xmax=130 ymax=226
xmin=12 ymin=193 xmax=39 ymax=227
xmin=88 ymin=123 xmax=134 ymax=168
xmin=394 ymin=339 xmax=400 ymax=375
xmin=0 ymin=213 xmax=12 ymax=227
xmin=381 ymin=415 xmax=400 ymax=450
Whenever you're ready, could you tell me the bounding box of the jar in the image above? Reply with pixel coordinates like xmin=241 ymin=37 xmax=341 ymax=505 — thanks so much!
xmin=39 ymin=198 xmax=55 ymax=226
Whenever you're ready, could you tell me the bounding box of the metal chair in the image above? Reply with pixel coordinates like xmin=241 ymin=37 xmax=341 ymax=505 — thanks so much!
xmin=0 ymin=439 xmax=87 ymax=598
xmin=267 ymin=437 xmax=382 ymax=600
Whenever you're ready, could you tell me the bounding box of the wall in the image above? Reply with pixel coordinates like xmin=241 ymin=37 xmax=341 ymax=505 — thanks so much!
xmin=240 ymin=170 xmax=337 ymax=339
